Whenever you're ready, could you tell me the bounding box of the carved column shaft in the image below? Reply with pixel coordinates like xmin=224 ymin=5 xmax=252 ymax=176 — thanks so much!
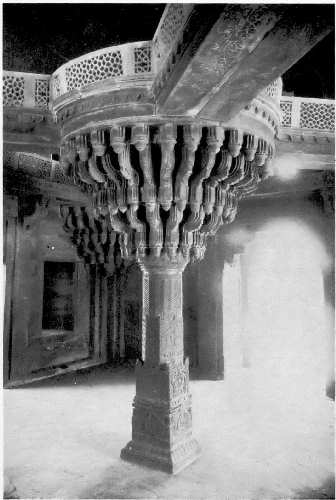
xmin=143 ymin=261 xmax=184 ymax=365
xmin=121 ymin=256 xmax=200 ymax=474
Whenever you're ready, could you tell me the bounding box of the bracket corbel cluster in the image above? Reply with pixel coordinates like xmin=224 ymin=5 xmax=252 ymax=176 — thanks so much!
xmin=60 ymin=205 xmax=117 ymax=264
xmin=60 ymin=124 xmax=274 ymax=264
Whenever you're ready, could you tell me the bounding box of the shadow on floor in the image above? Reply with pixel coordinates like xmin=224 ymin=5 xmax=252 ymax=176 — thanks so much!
xmin=14 ymin=363 xmax=136 ymax=389
xmin=78 ymin=460 xmax=184 ymax=499
xmin=293 ymin=475 xmax=335 ymax=499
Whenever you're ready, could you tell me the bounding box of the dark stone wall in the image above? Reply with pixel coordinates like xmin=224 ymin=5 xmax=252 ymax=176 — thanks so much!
xmin=3 ymin=197 xmax=110 ymax=386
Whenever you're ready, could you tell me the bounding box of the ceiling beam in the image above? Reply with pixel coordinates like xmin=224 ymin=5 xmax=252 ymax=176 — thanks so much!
xmin=154 ymin=5 xmax=333 ymax=119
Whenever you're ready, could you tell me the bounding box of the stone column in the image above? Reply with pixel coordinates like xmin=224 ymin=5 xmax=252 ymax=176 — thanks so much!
xmin=121 ymin=255 xmax=200 ymax=474
xmin=59 ymin=123 xmax=276 ymax=475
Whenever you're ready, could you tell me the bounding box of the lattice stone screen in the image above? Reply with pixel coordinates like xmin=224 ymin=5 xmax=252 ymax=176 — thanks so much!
xmin=134 ymin=46 xmax=152 ymax=73
xmin=52 ymin=75 xmax=61 ymax=99
xmin=50 ymin=42 xmax=153 ymax=98
xmin=3 ymin=74 xmax=25 ymax=106
xmin=65 ymin=50 xmax=123 ymax=91
xmin=279 ymin=97 xmax=335 ymax=131
xmin=280 ymin=101 xmax=292 ymax=127
xmin=300 ymin=101 xmax=335 ymax=130
xmin=35 ymin=79 xmax=50 ymax=109
xmin=3 ymin=72 xmax=50 ymax=109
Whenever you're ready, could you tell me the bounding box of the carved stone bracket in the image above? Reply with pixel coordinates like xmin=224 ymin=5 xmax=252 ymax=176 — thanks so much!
xmin=59 ymin=205 xmax=117 ymax=265
xmin=60 ymin=123 xmax=272 ymax=265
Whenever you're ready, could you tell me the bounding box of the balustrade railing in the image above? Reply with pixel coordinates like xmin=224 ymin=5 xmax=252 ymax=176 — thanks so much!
xmin=280 ymin=96 xmax=335 ymax=131
xmin=1 ymin=70 xmax=283 ymax=115
xmin=50 ymin=41 xmax=153 ymax=99
xmin=3 ymin=71 xmax=50 ymax=109
xmin=3 ymin=62 xmax=335 ymax=135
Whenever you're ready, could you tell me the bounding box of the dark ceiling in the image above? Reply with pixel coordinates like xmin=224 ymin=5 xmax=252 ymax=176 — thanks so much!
xmin=3 ymin=3 xmax=335 ymax=99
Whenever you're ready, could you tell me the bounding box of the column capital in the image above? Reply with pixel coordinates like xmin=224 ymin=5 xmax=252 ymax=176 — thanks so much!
xmin=137 ymin=253 xmax=188 ymax=274
xmin=60 ymin=123 xmax=274 ymax=266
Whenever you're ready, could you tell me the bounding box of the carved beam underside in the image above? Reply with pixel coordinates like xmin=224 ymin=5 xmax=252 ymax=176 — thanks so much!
xmin=153 ymin=4 xmax=333 ymax=119
xmin=199 ymin=6 xmax=334 ymax=122
xmin=60 ymin=123 xmax=273 ymax=264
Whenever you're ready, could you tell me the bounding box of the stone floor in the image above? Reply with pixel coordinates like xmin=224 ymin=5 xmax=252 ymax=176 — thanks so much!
xmin=4 ymin=364 xmax=335 ymax=499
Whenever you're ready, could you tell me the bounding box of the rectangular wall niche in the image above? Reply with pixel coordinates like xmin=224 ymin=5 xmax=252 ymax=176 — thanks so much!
xmin=42 ymin=261 xmax=75 ymax=331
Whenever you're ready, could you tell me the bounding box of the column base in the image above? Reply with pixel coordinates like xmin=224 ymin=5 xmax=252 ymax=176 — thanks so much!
xmin=121 ymin=437 xmax=200 ymax=474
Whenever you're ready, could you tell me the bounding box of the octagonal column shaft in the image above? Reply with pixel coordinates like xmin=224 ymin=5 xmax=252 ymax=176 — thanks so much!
xmin=121 ymin=257 xmax=200 ymax=474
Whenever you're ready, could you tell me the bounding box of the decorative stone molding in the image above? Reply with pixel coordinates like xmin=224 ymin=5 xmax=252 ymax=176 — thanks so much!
xmin=261 ymin=79 xmax=283 ymax=103
xmin=239 ymin=93 xmax=281 ymax=141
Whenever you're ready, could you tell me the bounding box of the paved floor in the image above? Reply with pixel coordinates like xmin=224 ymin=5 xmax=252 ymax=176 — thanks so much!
xmin=4 ymin=364 xmax=335 ymax=499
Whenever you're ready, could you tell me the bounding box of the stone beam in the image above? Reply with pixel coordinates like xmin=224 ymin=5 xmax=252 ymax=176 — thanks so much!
xmin=199 ymin=6 xmax=334 ymax=122
xmin=154 ymin=5 xmax=333 ymax=118
xmin=154 ymin=4 xmax=280 ymax=114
